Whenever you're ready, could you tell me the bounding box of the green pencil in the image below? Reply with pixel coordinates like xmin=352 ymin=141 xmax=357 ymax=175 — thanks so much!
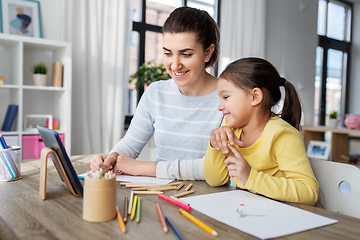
xmin=136 ymin=197 xmax=141 ymax=223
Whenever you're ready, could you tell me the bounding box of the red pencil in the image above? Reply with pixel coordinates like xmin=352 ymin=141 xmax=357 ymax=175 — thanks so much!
xmin=156 ymin=203 xmax=168 ymax=233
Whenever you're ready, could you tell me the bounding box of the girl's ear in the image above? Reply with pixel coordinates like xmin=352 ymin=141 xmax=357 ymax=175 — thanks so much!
xmin=251 ymin=88 xmax=263 ymax=106
xmin=204 ymin=44 xmax=215 ymax=62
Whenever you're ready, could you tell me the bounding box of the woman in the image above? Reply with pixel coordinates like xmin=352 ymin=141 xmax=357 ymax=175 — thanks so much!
xmin=90 ymin=6 xmax=222 ymax=180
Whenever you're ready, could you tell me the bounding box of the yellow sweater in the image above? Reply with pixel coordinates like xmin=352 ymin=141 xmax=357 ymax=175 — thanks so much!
xmin=204 ymin=117 xmax=319 ymax=205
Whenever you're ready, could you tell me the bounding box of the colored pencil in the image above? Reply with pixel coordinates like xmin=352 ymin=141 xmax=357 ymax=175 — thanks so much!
xmin=184 ymin=183 xmax=193 ymax=192
xmin=179 ymin=209 xmax=218 ymax=236
xmin=155 ymin=203 xmax=168 ymax=233
xmin=175 ymin=182 xmax=185 ymax=191
xmin=131 ymin=196 xmax=138 ymax=220
xmin=123 ymin=197 xmax=128 ymax=222
xmin=133 ymin=191 xmax=163 ymax=195
xmin=136 ymin=197 xmax=141 ymax=223
xmin=165 ymin=216 xmax=184 ymax=240
xmin=173 ymin=190 xmax=195 ymax=198
xmin=170 ymin=196 xmax=190 ymax=206
xmin=116 ymin=206 xmax=126 ymax=233
xmin=128 ymin=191 xmax=134 ymax=215
xmin=158 ymin=193 xmax=192 ymax=211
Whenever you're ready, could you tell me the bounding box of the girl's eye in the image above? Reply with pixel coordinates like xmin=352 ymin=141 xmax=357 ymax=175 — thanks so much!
xmin=223 ymin=96 xmax=229 ymax=100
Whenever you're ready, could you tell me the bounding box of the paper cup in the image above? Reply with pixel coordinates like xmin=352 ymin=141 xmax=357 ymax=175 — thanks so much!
xmin=82 ymin=177 xmax=117 ymax=222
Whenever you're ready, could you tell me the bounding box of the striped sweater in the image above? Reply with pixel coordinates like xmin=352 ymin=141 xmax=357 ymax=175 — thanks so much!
xmin=110 ymin=79 xmax=223 ymax=180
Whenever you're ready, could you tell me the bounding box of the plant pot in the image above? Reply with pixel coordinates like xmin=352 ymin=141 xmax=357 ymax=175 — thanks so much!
xmin=33 ymin=74 xmax=48 ymax=86
xmin=329 ymin=118 xmax=338 ymax=128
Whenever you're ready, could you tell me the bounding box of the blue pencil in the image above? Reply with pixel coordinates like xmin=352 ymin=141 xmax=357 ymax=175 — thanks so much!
xmin=165 ymin=216 xmax=184 ymax=240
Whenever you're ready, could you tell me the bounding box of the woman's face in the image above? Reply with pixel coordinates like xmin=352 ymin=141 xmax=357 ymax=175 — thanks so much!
xmin=162 ymin=32 xmax=212 ymax=93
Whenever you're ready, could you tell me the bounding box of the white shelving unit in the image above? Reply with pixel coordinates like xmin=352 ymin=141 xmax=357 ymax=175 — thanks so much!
xmin=0 ymin=33 xmax=72 ymax=156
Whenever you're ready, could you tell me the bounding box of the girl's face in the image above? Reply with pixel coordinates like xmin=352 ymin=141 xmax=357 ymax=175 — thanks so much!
xmin=162 ymin=32 xmax=212 ymax=94
xmin=217 ymin=78 xmax=254 ymax=128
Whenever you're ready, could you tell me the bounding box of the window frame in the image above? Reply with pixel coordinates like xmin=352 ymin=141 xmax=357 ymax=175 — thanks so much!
xmin=316 ymin=0 xmax=352 ymax=126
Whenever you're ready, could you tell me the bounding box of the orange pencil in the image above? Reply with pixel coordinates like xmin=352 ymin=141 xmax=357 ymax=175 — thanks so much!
xmin=123 ymin=197 xmax=128 ymax=222
xmin=116 ymin=206 xmax=126 ymax=233
xmin=156 ymin=203 xmax=168 ymax=233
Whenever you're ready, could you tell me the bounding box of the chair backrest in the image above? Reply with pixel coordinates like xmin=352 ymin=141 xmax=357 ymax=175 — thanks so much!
xmin=310 ymin=158 xmax=360 ymax=219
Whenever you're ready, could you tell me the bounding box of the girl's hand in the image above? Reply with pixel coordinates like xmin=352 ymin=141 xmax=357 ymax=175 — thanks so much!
xmin=225 ymin=143 xmax=251 ymax=185
xmin=210 ymin=126 xmax=244 ymax=154
xmin=90 ymin=154 xmax=117 ymax=172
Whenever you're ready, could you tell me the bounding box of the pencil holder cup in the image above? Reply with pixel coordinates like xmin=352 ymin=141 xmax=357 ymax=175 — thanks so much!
xmin=82 ymin=177 xmax=117 ymax=222
xmin=0 ymin=146 xmax=21 ymax=181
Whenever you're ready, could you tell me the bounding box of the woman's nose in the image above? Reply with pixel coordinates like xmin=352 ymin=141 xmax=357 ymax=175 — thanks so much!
xmin=171 ymin=57 xmax=182 ymax=71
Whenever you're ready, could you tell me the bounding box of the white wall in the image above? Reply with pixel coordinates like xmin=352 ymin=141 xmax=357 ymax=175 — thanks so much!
xmin=36 ymin=0 xmax=64 ymax=41
xmin=265 ymin=0 xmax=318 ymax=126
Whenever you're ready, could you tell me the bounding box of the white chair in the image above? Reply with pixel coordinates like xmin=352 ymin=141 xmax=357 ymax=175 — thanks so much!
xmin=309 ymin=158 xmax=360 ymax=218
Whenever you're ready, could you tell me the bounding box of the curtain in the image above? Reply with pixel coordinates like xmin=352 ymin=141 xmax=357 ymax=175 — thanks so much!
xmin=60 ymin=0 xmax=132 ymax=154
xmin=219 ymin=0 xmax=266 ymax=73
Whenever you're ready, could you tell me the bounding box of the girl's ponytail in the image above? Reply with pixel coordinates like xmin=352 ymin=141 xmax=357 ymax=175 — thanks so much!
xmin=281 ymin=80 xmax=302 ymax=131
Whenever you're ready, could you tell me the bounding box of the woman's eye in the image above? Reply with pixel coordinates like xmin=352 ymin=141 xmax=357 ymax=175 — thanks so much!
xmin=183 ymin=53 xmax=192 ymax=57
xmin=164 ymin=52 xmax=171 ymax=56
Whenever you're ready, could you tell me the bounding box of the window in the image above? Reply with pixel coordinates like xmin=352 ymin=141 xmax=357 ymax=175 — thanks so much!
xmin=126 ymin=0 xmax=220 ymax=123
xmin=314 ymin=0 xmax=352 ymax=126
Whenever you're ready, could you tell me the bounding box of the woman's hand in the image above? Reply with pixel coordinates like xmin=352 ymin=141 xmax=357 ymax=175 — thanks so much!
xmin=113 ymin=155 xmax=157 ymax=177
xmin=210 ymin=126 xmax=244 ymax=154
xmin=90 ymin=154 xmax=117 ymax=172
xmin=225 ymin=143 xmax=251 ymax=185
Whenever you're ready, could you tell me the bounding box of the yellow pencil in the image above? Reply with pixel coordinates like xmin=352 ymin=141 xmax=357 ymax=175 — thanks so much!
xmin=179 ymin=209 xmax=218 ymax=236
xmin=116 ymin=206 xmax=126 ymax=233
xmin=131 ymin=196 xmax=138 ymax=220
xmin=136 ymin=197 xmax=141 ymax=223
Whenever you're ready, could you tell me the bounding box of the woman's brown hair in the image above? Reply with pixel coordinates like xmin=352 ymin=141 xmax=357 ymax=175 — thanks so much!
xmin=219 ymin=57 xmax=302 ymax=130
xmin=162 ymin=7 xmax=220 ymax=68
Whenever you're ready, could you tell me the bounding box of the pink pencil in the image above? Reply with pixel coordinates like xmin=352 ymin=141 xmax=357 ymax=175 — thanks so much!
xmin=158 ymin=193 xmax=192 ymax=211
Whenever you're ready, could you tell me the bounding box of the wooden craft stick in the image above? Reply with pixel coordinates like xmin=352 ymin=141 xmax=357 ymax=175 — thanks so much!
xmin=156 ymin=203 xmax=168 ymax=233
xmin=175 ymin=182 xmax=185 ymax=191
xmin=170 ymin=196 xmax=190 ymax=206
xmin=128 ymin=191 xmax=134 ymax=215
xmin=184 ymin=183 xmax=193 ymax=192
xmin=125 ymin=184 xmax=159 ymax=188
xmin=173 ymin=190 xmax=195 ymax=198
xmin=121 ymin=182 xmax=158 ymax=186
xmin=123 ymin=197 xmax=128 ymax=222
xmin=133 ymin=191 xmax=164 ymax=195
xmin=116 ymin=206 xmax=126 ymax=233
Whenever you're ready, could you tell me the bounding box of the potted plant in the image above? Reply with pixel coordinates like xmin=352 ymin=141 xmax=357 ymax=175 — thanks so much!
xmin=32 ymin=62 xmax=48 ymax=86
xmin=329 ymin=111 xmax=338 ymax=128
xmin=129 ymin=61 xmax=170 ymax=102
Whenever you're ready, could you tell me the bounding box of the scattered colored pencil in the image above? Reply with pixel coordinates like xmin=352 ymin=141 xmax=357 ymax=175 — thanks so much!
xmin=128 ymin=191 xmax=134 ymax=215
xmin=116 ymin=206 xmax=126 ymax=233
xmin=158 ymin=193 xmax=192 ymax=211
xmin=131 ymin=196 xmax=138 ymax=220
xmin=156 ymin=203 xmax=168 ymax=233
xmin=136 ymin=197 xmax=141 ymax=223
xmin=165 ymin=216 xmax=184 ymax=240
xmin=123 ymin=197 xmax=128 ymax=222
xmin=179 ymin=209 xmax=218 ymax=236
xmin=184 ymin=183 xmax=193 ymax=192
xmin=173 ymin=190 xmax=195 ymax=198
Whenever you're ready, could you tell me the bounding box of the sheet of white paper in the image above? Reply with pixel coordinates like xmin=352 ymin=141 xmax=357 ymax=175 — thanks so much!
xmin=183 ymin=190 xmax=337 ymax=239
xmin=78 ymin=173 xmax=172 ymax=185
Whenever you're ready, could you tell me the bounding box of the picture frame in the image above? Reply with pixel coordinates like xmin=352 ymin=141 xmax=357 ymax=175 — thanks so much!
xmin=307 ymin=140 xmax=331 ymax=160
xmin=0 ymin=0 xmax=42 ymax=38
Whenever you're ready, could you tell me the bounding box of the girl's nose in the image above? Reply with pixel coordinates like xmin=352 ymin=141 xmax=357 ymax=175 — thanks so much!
xmin=217 ymin=103 xmax=224 ymax=111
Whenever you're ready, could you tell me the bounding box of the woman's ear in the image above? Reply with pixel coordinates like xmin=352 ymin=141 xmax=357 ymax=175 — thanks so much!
xmin=204 ymin=44 xmax=215 ymax=62
xmin=251 ymin=88 xmax=263 ymax=106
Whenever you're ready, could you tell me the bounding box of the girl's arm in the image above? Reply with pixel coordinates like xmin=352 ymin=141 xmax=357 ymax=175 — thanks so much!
xmin=203 ymin=142 xmax=230 ymax=186
xmin=240 ymin=129 xmax=319 ymax=205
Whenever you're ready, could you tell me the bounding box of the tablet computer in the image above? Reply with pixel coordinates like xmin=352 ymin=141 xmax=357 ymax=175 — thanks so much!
xmin=37 ymin=125 xmax=83 ymax=197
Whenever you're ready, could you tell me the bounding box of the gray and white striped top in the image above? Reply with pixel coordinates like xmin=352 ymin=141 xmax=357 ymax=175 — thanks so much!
xmin=110 ymin=79 xmax=223 ymax=180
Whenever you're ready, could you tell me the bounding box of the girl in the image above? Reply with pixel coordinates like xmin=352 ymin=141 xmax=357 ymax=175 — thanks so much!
xmin=90 ymin=7 xmax=223 ymax=180
xmin=204 ymin=57 xmax=319 ymax=205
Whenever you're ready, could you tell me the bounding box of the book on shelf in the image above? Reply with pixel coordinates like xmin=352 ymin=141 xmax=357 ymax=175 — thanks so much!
xmin=1 ymin=105 xmax=18 ymax=131
xmin=51 ymin=62 xmax=63 ymax=87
